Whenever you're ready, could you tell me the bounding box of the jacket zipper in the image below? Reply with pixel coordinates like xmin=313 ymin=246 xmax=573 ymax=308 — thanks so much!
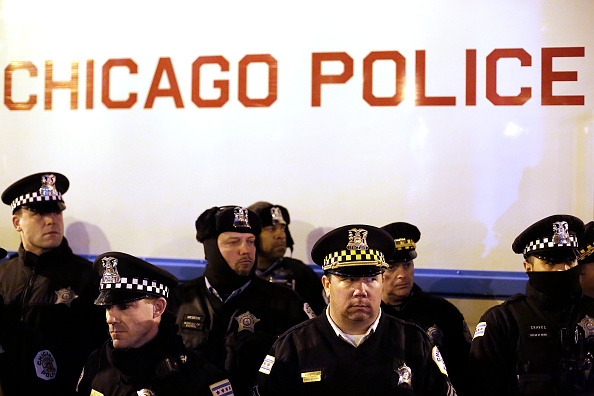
xmin=20 ymin=269 xmax=36 ymax=321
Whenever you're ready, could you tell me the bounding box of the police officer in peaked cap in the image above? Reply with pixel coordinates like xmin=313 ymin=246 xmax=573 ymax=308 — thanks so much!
xmin=470 ymin=214 xmax=594 ymax=395
xmin=248 ymin=201 xmax=326 ymax=314
xmin=0 ymin=172 xmax=106 ymax=396
xmin=77 ymin=252 xmax=233 ymax=396
xmin=170 ymin=205 xmax=312 ymax=396
xmin=579 ymin=221 xmax=594 ymax=298
xmin=254 ymin=224 xmax=457 ymax=395
xmin=381 ymin=222 xmax=471 ymax=395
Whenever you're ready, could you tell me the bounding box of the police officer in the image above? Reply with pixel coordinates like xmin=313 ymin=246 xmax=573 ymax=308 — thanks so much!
xmin=0 ymin=172 xmax=107 ymax=396
xmin=579 ymin=221 xmax=594 ymax=298
xmin=253 ymin=224 xmax=457 ymax=395
xmin=76 ymin=252 xmax=233 ymax=395
xmin=247 ymin=202 xmax=326 ymax=314
xmin=171 ymin=206 xmax=313 ymax=396
xmin=469 ymin=214 xmax=594 ymax=395
xmin=380 ymin=222 xmax=471 ymax=395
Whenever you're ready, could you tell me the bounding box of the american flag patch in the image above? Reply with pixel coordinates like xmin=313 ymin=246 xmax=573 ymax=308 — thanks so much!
xmin=259 ymin=355 xmax=275 ymax=375
xmin=209 ymin=379 xmax=234 ymax=396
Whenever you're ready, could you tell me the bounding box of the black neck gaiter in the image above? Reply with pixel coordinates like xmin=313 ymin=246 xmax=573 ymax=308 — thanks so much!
xmin=527 ymin=265 xmax=582 ymax=305
xmin=202 ymin=238 xmax=253 ymax=299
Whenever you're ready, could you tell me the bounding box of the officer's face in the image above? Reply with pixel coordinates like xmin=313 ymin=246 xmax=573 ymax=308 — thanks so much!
xmin=218 ymin=232 xmax=257 ymax=276
xmin=524 ymin=256 xmax=578 ymax=272
xmin=258 ymin=224 xmax=287 ymax=262
xmin=382 ymin=260 xmax=414 ymax=305
xmin=12 ymin=208 xmax=64 ymax=256
xmin=105 ymin=298 xmax=164 ymax=349
xmin=322 ymin=273 xmax=383 ymax=333
xmin=580 ymin=263 xmax=594 ymax=298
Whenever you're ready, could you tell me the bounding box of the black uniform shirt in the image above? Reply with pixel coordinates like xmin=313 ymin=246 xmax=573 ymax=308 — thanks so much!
xmin=172 ymin=276 xmax=312 ymax=396
xmin=469 ymin=277 xmax=594 ymax=395
xmin=0 ymin=240 xmax=107 ymax=396
xmin=253 ymin=311 xmax=457 ymax=396
xmin=382 ymin=283 xmax=471 ymax=394
xmin=77 ymin=316 xmax=231 ymax=396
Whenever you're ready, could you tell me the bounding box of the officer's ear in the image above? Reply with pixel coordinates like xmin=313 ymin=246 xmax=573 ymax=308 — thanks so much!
xmin=12 ymin=213 xmax=22 ymax=232
xmin=152 ymin=297 xmax=167 ymax=318
xmin=322 ymin=275 xmax=331 ymax=300
xmin=523 ymin=261 xmax=533 ymax=272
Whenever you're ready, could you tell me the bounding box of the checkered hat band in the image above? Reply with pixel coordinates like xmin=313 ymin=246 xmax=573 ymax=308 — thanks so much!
xmin=395 ymin=239 xmax=416 ymax=251
xmin=100 ymin=277 xmax=169 ymax=298
xmin=523 ymin=235 xmax=578 ymax=255
xmin=11 ymin=192 xmax=63 ymax=210
xmin=323 ymin=249 xmax=386 ymax=270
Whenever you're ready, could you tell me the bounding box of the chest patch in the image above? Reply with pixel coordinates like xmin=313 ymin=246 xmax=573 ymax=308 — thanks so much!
xmin=34 ymin=349 xmax=57 ymax=380
xmin=527 ymin=324 xmax=550 ymax=339
xmin=181 ymin=314 xmax=205 ymax=330
xmin=90 ymin=390 xmax=104 ymax=396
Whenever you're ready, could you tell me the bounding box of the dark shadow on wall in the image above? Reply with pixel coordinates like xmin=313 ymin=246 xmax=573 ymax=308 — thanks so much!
xmin=65 ymin=221 xmax=111 ymax=256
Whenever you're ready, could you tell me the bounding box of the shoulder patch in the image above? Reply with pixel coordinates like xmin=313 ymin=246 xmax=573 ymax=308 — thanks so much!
xmin=473 ymin=322 xmax=487 ymax=339
xmin=259 ymin=355 xmax=275 ymax=375
xmin=304 ymin=302 xmax=316 ymax=319
xmin=432 ymin=346 xmax=448 ymax=376
xmin=209 ymin=379 xmax=234 ymax=396
xmin=34 ymin=349 xmax=57 ymax=380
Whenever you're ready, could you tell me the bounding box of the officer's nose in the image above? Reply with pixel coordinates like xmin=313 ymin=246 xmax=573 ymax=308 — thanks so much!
xmin=353 ymin=281 xmax=369 ymax=297
xmin=105 ymin=307 xmax=120 ymax=324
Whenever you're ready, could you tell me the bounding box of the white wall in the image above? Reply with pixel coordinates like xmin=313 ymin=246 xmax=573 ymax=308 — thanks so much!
xmin=0 ymin=0 xmax=592 ymax=272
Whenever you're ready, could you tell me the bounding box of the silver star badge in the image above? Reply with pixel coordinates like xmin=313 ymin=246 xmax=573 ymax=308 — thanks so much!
xmin=55 ymin=287 xmax=78 ymax=307
xmin=235 ymin=311 xmax=260 ymax=332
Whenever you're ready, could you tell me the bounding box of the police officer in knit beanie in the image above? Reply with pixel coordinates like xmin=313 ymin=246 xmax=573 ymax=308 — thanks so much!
xmin=196 ymin=206 xmax=262 ymax=299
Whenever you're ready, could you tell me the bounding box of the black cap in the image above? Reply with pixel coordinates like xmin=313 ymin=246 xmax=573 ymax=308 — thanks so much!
xmin=2 ymin=172 xmax=69 ymax=214
xmin=311 ymin=224 xmax=395 ymax=277
xmin=247 ymin=201 xmax=294 ymax=250
xmin=195 ymin=206 xmax=262 ymax=243
xmin=0 ymin=248 xmax=6 ymax=260
xmin=512 ymin=214 xmax=584 ymax=261
xmin=578 ymin=221 xmax=594 ymax=265
xmin=94 ymin=252 xmax=178 ymax=306
xmin=381 ymin=222 xmax=421 ymax=262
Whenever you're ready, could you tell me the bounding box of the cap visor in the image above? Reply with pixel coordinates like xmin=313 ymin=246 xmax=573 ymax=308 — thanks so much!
xmin=20 ymin=201 xmax=65 ymax=214
xmin=94 ymin=290 xmax=149 ymax=306
xmin=327 ymin=265 xmax=385 ymax=277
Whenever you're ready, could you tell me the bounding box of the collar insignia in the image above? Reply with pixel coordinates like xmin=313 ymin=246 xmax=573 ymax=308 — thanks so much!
xmin=579 ymin=244 xmax=594 ymax=261
xmin=578 ymin=315 xmax=594 ymax=338
xmin=39 ymin=174 xmax=58 ymax=197
xmin=235 ymin=311 xmax=260 ymax=332
xmin=270 ymin=206 xmax=286 ymax=225
xmin=552 ymin=221 xmax=570 ymax=244
xmin=396 ymin=362 xmax=412 ymax=386
xmin=346 ymin=228 xmax=369 ymax=250
xmin=55 ymin=287 xmax=78 ymax=307
xmin=101 ymin=257 xmax=121 ymax=285
xmin=233 ymin=207 xmax=251 ymax=228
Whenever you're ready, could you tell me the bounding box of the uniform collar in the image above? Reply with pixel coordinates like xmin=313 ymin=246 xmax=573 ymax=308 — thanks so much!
xmin=205 ymin=276 xmax=251 ymax=303
xmin=325 ymin=306 xmax=381 ymax=347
